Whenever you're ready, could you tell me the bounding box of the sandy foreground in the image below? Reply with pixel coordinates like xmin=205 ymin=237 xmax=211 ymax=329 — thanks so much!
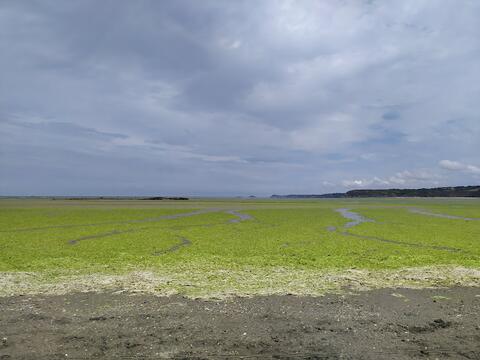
xmin=1 ymin=287 xmax=479 ymax=359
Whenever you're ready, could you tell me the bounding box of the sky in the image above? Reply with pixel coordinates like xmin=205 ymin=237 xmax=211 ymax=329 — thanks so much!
xmin=1 ymin=0 xmax=479 ymax=196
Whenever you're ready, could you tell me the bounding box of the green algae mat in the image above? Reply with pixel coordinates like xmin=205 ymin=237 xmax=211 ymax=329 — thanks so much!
xmin=1 ymin=198 xmax=479 ymax=297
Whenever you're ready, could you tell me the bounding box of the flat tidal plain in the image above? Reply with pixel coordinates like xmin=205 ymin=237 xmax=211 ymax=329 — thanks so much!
xmin=1 ymin=198 xmax=479 ymax=297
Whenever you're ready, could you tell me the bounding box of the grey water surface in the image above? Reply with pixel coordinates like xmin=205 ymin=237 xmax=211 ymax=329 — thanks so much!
xmin=335 ymin=208 xmax=374 ymax=228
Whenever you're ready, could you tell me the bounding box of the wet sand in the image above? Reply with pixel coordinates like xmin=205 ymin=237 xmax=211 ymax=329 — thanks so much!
xmin=1 ymin=287 xmax=479 ymax=359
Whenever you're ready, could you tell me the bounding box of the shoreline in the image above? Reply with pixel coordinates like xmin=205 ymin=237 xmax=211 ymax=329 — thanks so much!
xmin=1 ymin=286 xmax=479 ymax=359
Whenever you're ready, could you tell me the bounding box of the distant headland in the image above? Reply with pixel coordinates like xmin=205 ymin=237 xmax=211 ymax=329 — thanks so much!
xmin=271 ymin=185 xmax=480 ymax=198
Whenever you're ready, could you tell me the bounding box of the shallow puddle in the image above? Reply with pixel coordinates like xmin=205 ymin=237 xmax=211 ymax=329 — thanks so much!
xmin=408 ymin=208 xmax=480 ymax=221
xmin=335 ymin=208 xmax=374 ymax=228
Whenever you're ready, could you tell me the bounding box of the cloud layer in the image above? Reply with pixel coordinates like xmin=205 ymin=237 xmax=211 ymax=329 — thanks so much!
xmin=1 ymin=0 xmax=479 ymax=195
xmin=439 ymin=160 xmax=480 ymax=175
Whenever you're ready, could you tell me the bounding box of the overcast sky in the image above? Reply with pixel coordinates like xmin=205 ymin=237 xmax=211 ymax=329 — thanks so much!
xmin=1 ymin=0 xmax=479 ymax=196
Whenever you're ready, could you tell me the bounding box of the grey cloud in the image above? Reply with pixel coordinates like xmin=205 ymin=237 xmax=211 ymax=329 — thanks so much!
xmin=439 ymin=160 xmax=480 ymax=175
xmin=342 ymin=169 xmax=442 ymax=189
xmin=1 ymin=0 xmax=480 ymax=195
xmin=4 ymin=118 xmax=128 ymax=140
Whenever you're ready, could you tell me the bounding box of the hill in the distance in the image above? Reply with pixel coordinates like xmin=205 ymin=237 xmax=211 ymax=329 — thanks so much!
xmin=271 ymin=185 xmax=480 ymax=198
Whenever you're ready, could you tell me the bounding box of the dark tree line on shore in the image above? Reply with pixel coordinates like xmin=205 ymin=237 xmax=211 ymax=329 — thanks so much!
xmin=272 ymin=185 xmax=480 ymax=198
